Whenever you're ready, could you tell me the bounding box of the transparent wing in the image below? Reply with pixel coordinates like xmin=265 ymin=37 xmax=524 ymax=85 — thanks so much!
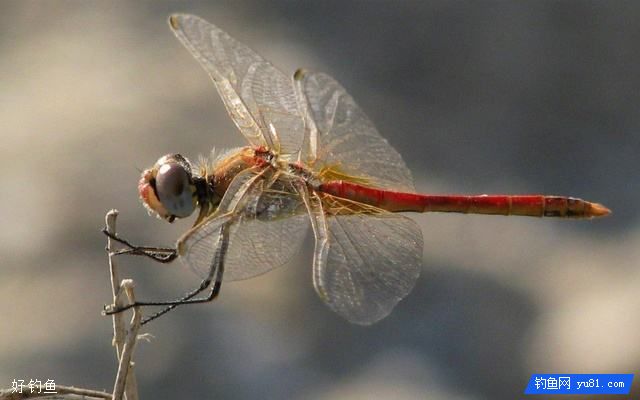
xmin=312 ymin=211 xmax=423 ymax=325
xmin=295 ymin=69 xmax=415 ymax=192
xmin=178 ymin=170 xmax=309 ymax=281
xmin=169 ymin=14 xmax=305 ymax=156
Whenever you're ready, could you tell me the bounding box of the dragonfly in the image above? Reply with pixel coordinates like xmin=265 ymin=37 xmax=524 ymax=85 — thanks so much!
xmin=104 ymin=14 xmax=610 ymax=325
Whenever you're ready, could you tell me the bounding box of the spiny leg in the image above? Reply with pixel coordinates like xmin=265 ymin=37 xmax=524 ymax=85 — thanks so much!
xmin=102 ymin=228 xmax=178 ymax=263
xmin=139 ymin=268 xmax=223 ymax=325
xmin=104 ymin=223 xmax=229 ymax=325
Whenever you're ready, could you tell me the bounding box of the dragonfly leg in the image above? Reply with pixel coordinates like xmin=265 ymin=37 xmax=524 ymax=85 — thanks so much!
xmin=102 ymin=228 xmax=178 ymax=263
xmin=103 ymin=223 xmax=229 ymax=324
xmin=103 ymin=275 xmax=223 ymax=324
xmin=139 ymin=278 xmax=223 ymax=325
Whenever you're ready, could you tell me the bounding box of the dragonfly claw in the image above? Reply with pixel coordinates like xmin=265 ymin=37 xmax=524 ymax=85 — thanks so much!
xmin=103 ymin=303 xmax=135 ymax=316
xmin=102 ymin=303 xmax=116 ymax=315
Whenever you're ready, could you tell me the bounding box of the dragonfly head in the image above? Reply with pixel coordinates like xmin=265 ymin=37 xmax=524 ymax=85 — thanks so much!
xmin=138 ymin=154 xmax=197 ymax=223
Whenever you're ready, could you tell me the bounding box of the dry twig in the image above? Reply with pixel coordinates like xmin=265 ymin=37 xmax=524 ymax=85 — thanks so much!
xmin=106 ymin=210 xmax=140 ymax=400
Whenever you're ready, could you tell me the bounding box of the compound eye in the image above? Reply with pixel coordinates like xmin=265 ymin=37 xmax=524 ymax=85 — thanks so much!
xmin=155 ymin=162 xmax=195 ymax=218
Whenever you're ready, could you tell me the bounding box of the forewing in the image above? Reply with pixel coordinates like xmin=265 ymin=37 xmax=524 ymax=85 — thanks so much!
xmin=169 ymin=14 xmax=305 ymax=156
xmin=295 ymin=70 xmax=415 ymax=191
xmin=313 ymin=212 xmax=423 ymax=325
xmin=178 ymin=170 xmax=309 ymax=281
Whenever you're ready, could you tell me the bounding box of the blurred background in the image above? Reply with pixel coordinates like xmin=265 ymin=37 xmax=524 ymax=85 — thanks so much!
xmin=0 ymin=1 xmax=637 ymax=399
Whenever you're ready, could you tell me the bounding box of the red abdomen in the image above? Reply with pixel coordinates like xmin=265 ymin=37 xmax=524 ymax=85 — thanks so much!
xmin=318 ymin=180 xmax=610 ymax=219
